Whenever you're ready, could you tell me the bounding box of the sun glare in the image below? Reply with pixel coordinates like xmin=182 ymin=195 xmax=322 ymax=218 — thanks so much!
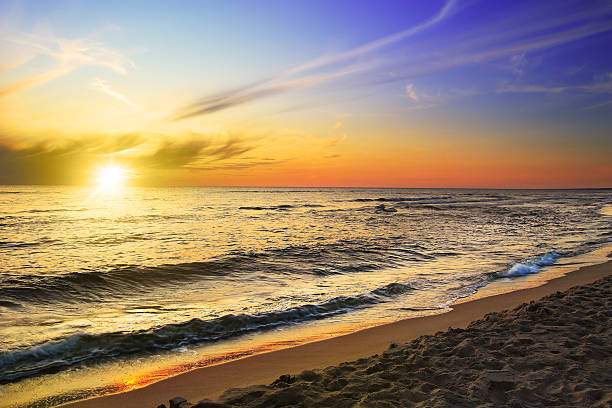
xmin=97 ymin=166 xmax=128 ymax=190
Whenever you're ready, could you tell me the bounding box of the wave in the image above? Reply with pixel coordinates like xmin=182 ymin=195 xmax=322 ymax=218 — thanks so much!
xmin=348 ymin=197 xmax=513 ymax=211
xmin=375 ymin=204 xmax=397 ymax=213
xmin=18 ymin=208 xmax=88 ymax=214
xmin=0 ymin=300 xmax=21 ymax=309
xmin=239 ymin=204 xmax=325 ymax=210
xmin=0 ymin=282 xmax=415 ymax=383
xmin=0 ymin=260 xmax=249 ymax=304
xmin=407 ymin=198 xmax=510 ymax=206
xmin=0 ymin=238 xmax=59 ymax=249
xmin=396 ymin=306 xmax=446 ymax=312
xmin=239 ymin=205 xmax=293 ymax=210
xmin=353 ymin=196 xmax=450 ymax=202
xmin=498 ymin=252 xmax=559 ymax=277
xmin=0 ymin=241 xmax=433 ymax=305
xmin=82 ymin=233 xmax=152 ymax=246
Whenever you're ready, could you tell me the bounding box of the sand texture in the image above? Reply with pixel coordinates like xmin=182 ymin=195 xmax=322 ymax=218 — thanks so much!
xmin=171 ymin=276 xmax=612 ymax=408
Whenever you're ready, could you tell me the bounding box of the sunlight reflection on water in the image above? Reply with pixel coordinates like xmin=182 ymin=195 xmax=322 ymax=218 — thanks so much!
xmin=0 ymin=187 xmax=610 ymax=407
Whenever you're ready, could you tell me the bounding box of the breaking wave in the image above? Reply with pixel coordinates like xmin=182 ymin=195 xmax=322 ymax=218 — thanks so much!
xmin=499 ymin=252 xmax=559 ymax=277
xmin=0 ymin=282 xmax=415 ymax=383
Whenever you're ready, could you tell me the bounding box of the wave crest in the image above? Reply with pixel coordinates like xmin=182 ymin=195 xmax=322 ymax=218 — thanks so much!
xmin=499 ymin=252 xmax=559 ymax=278
xmin=0 ymin=281 xmax=414 ymax=383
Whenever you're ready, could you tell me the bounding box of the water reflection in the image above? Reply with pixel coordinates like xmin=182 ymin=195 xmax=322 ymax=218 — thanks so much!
xmin=0 ymin=187 xmax=610 ymax=407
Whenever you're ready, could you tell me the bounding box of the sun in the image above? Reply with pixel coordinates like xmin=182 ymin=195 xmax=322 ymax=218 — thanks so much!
xmin=97 ymin=165 xmax=128 ymax=189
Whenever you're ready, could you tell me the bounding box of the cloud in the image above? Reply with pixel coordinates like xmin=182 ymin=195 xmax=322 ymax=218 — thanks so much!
xmin=497 ymin=77 xmax=612 ymax=95
xmin=188 ymin=157 xmax=287 ymax=171
xmin=0 ymin=29 xmax=133 ymax=98
xmin=405 ymin=83 xmax=418 ymax=101
xmin=132 ymin=136 xmax=255 ymax=169
xmin=370 ymin=15 xmax=612 ymax=89
xmin=402 ymin=87 xmax=476 ymax=110
xmin=90 ymin=78 xmax=138 ymax=108
xmin=170 ymin=0 xmax=612 ymax=119
xmin=333 ymin=121 xmax=343 ymax=129
xmin=204 ymin=137 xmax=253 ymax=161
xmin=498 ymin=84 xmax=567 ymax=94
xmin=112 ymin=135 xmax=255 ymax=171
xmin=510 ymin=53 xmax=527 ymax=77
xmin=0 ymin=54 xmax=34 ymax=74
xmin=580 ymin=99 xmax=612 ymax=111
xmin=405 ymin=103 xmax=438 ymax=111
xmin=132 ymin=139 xmax=210 ymax=169
xmin=0 ymin=132 xmax=256 ymax=184
xmin=171 ymin=62 xmax=374 ymax=120
xmin=0 ymin=133 xmax=144 ymax=185
xmin=0 ymin=65 xmax=73 ymax=98
xmin=324 ymin=134 xmax=347 ymax=148
xmin=279 ymin=0 xmax=457 ymax=77
xmin=171 ymin=1 xmax=456 ymax=120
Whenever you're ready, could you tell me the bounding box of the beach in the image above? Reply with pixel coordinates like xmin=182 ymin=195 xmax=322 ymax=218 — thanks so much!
xmin=4 ymin=188 xmax=610 ymax=408
xmin=3 ymin=1 xmax=612 ymax=406
xmin=66 ymin=254 xmax=612 ymax=407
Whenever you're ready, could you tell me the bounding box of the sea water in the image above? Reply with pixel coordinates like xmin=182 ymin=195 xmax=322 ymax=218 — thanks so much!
xmin=0 ymin=187 xmax=611 ymax=407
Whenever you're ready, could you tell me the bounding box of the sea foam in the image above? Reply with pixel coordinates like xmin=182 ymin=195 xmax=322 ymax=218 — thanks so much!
xmin=501 ymin=252 xmax=559 ymax=277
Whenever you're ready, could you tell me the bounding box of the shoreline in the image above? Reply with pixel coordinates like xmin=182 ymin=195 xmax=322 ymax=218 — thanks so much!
xmin=66 ymin=253 xmax=612 ymax=408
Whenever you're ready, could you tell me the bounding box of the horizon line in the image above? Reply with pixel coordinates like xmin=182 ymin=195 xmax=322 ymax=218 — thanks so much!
xmin=1 ymin=183 xmax=611 ymax=190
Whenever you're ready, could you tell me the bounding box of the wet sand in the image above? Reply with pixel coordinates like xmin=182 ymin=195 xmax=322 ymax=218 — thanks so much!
xmin=66 ymin=257 xmax=612 ymax=407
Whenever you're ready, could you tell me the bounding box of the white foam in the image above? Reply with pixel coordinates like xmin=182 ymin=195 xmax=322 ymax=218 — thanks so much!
xmin=501 ymin=252 xmax=559 ymax=277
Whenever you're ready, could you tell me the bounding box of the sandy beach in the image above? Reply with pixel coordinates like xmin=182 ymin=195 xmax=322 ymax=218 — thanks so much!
xmin=66 ymin=255 xmax=612 ymax=408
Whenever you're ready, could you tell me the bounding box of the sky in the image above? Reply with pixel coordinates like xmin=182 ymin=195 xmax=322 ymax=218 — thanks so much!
xmin=1 ymin=0 xmax=611 ymax=188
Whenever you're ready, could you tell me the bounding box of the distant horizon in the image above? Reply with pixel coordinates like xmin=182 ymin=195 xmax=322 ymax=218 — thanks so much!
xmin=2 ymin=183 xmax=611 ymax=190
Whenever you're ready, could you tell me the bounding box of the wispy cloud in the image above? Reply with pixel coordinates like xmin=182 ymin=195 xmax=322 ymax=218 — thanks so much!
xmin=279 ymin=0 xmax=457 ymax=77
xmin=372 ymin=16 xmax=612 ymax=88
xmin=117 ymin=135 xmax=256 ymax=170
xmin=171 ymin=1 xmax=456 ymax=120
xmin=498 ymin=78 xmax=612 ymax=95
xmin=0 ymin=66 xmax=73 ymax=98
xmin=171 ymin=61 xmax=375 ymax=120
xmin=581 ymin=99 xmax=612 ymax=111
xmin=171 ymin=0 xmax=612 ymax=119
xmin=405 ymin=103 xmax=438 ymax=111
xmin=188 ymin=157 xmax=286 ymax=171
xmin=0 ymin=52 xmax=34 ymax=74
xmin=498 ymin=84 xmax=567 ymax=94
xmin=0 ymin=131 xmax=257 ymax=184
xmin=324 ymin=134 xmax=347 ymax=148
xmin=402 ymin=87 xmax=478 ymax=110
xmin=0 ymin=29 xmax=133 ymax=98
xmin=510 ymin=53 xmax=527 ymax=77
xmin=405 ymin=83 xmax=418 ymax=101
xmin=90 ymin=78 xmax=138 ymax=108
xmin=132 ymin=139 xmax=210 ymax=169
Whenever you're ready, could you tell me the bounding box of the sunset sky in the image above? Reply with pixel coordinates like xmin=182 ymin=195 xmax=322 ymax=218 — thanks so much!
xmin=1 ymin=0 xmax=611 ymax=188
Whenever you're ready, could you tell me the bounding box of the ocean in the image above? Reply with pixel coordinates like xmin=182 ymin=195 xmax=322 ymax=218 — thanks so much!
xmin=0 ymin=186 xmax=611 ymax=407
